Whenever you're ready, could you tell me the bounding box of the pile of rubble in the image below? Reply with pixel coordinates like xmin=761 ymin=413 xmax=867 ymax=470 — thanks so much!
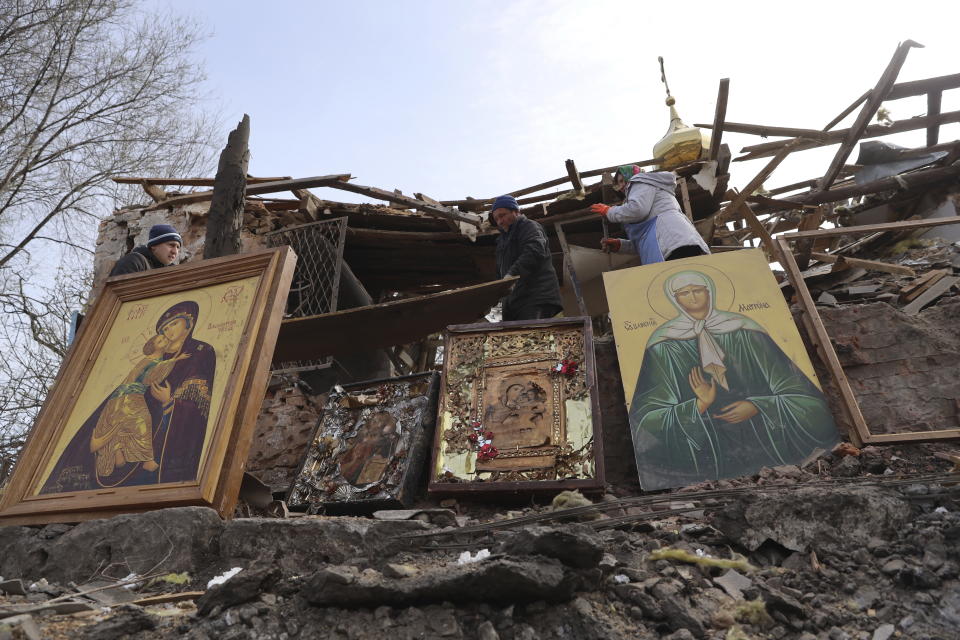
xmin=2 ymin=443 xmax=958 ymax=639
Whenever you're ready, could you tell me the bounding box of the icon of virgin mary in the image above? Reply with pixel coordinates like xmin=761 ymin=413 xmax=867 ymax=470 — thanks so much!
xmin=629 ymin=271 xmax=837 ymax=490
xmin=40 ymin=301 xmax=217 ymax=493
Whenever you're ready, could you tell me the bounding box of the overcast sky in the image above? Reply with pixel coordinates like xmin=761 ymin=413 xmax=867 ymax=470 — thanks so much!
xmin=154 ymin=0 xmax=959 ymax=205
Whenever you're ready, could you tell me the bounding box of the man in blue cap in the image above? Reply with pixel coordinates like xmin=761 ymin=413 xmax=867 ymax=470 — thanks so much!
xmin=109 ymin=224 xmax=183 ymax=276
xmin=491 ymin=195 xmax=562 ymax=321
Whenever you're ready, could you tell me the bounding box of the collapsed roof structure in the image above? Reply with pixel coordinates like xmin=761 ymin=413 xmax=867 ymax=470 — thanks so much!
xmin=90 ymin=41 xmax=960 ymax=487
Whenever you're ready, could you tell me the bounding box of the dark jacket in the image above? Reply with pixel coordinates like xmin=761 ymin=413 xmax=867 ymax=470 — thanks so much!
xmin=495 ymin=215 xmax=562 ymax=319
xmin=109 ymin=245 xmax=166 ymax=276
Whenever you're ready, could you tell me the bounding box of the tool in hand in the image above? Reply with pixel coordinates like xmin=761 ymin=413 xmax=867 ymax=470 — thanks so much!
xmin=601 ymin=216 xmax=613 ymax=268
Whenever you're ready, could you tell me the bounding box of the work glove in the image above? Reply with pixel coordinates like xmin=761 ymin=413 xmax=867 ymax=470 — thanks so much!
xmin=590 ymin=203 xmax=610 ymax=216
xmin=600 ymin=238 xmax=621 ymax=253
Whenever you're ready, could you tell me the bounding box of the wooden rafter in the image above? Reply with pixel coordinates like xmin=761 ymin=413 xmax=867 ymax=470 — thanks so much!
xmin=817 ymin=40 xmax=923 ymax=191
xmin=736 ymin=110 xmax=960 ymax=161
xmin=708 ymin=78 xmax=729 ymax=162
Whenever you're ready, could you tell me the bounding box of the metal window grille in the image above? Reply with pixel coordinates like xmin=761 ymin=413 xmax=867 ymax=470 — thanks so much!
xmin=265 ymin=217 xmax=347 ymax=373
xmin=265 ymin=218 xmax=347 ymax=318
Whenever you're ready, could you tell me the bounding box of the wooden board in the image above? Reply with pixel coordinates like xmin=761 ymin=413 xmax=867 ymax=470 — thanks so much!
xmin=272 ymin=278 xmax=517 ymax=364
xmin=901 ymin=276 xmax=958 ymax=315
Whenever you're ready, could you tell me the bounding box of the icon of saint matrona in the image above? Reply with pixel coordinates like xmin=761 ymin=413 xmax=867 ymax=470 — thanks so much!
xmin=629 ymin=271 xmax=837 ymax=490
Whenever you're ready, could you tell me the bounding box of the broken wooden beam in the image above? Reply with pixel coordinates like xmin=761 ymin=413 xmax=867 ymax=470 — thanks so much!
xmin=112 ymin=176 xmax=289 ymax=186
xmin=887 ymin=72 xmax=960 ymax=100
xmin=784 ymin=215 xmax=960 ymax=239
xmin=901 ymin=276 xmax=958 ymax=315
xmin=678 ymin=179 xmax=693 ymax=220
xmin=824 ymin=72 xmax=960 ymax=132
xmin=899 ymin=268 xmax=948 ymax=303
xmin=696 ymin=122 xmax=829 ymax=140
xmin=325 ymin=180 xmax=483 ymax=227
xmin=774 ymin=236 xmax=867 ymax=446
xmin=708 ymin=78 xmax=729 ymax=162
xmin=823 ymin=90 xmax=870 ymax=132
xmin=139 ymin=180 xmax=167 ymax=203
xmin=927 ymin=91 xmax=943 ymax=147
xmin=733 ymin=202 xmax=777 ymax=258
xmin=809 ymin=252 xmax=916 ymax=277
xmin=818 ymin=40 xmax=923 ymax=191
xmin=143 ymin=174 xmax=351 ymax=211
xmin=736 ymin=110 xmax=960 ymax=161
xmin=746 ymin=194 xmax=819 ymax=213
xmin=438 ymin=158 xmax=661 ymax=207
xmin=784 ymin=162 xmax=960 ymax=207
xmin=794 ymin=206 xmax=825 ymax=270
xmin=565 ymin=159 xmax=585 ymax=193
xmin=764 ymin=140 xmax=959 ymax=199
xmin=767 ymin=178 xmax=823 ymax=196
xmin=554 ymin=222 xmax=588 ymax=317
xmin=716 ymin=139 xmax=802 ymax=224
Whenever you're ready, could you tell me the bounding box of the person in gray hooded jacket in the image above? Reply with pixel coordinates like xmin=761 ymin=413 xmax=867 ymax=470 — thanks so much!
xmin=590 ymin=165 xmax=709 ymax=263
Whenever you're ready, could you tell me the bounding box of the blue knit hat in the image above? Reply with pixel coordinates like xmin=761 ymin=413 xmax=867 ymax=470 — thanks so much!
xmin=147 ymin=224 xmax=182 ymax=247
xmin=491 ymin=195 xmax=520 ymax=212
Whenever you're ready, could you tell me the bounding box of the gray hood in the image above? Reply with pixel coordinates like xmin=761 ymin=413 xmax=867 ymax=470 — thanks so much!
xmin=628 ymin=171 xmax=676 ymax=194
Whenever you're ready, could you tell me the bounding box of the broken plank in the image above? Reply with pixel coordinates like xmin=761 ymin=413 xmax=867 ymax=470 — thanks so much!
xmin=438 ymin=158 xmax=660 ymax=206
xmin=818 ymin=40 xmax=923 ymax=191
xmin=785 ymin=215 xmax=960 ymax=239
xmin=887 ymin=72 xmax=960 ymax=100
xmin=737 ymin=110 xmax=960 ymax=161
xmin=112 ymin=176 xmax=289 ymax=186
xmin=795 ymin=206 xmax=826 ymax=269
xmin=900 ymin=268 xmax=948 ymax=302
xmin=734 ymin=202 xmax=777 ymax=259
xmin=140 ymin=180 xmax=167 ymax=203
xmin=747 ymin=194 xmax=819 ymax=213
xmin=565 ymin=159 xmax=585 ymax=193
xmin=901 ymin=276 xmax=958 ymax=315
xmin=775 ymin=236 xmax=868 ymax=446
xmin=823 ymin=90 xmax=870 ymax=131
xmin=678 ymin=178 xmax=693 ymax=220
xmin=554 ymin=222 xmax=588 ymax=317
xmin=809 ymin=252 xmax=915 ymax=276
xmin=767 ymin=178 xmax=822 ymax=196
xmin=696 ymin=122 xmax=828 ymax=140
xmin=708 ymin=78 xmax=730 ymax=162
xmin=325 ymin=180 xmax=482 ymax=227
xmin=272 ymin=278 xmax=517 ymax=364
xmin=132 ymin=591 xmax=205 ymax=606
xmin=716 ymin=139 xmax=802 ymax=225
xmin=785 ymin=163 xmax=960 ymax=207
xmin=927 ymin=90 xmax=943 ymax=147
xmin=143 ymin=175 xmax=351 ymax=210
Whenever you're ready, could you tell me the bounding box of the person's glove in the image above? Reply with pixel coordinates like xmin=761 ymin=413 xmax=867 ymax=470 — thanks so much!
xmin=590 ymin=203 xmax=610 ymax=216
xmin=600 ymin=238 xmax=621 ymax=253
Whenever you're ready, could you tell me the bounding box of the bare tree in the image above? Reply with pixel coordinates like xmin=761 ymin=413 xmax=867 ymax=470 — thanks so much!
xmin=0 ymin=261 xmax=89 ymax=482
xmin=0 ymin=0 xmax=219 ymax=479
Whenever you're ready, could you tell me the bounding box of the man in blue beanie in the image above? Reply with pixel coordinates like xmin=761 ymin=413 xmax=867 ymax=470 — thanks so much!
xmin=109 ymin=224 xmax=183 ymax=276
xmin=491 ymin=195 xmax=562 ymax=321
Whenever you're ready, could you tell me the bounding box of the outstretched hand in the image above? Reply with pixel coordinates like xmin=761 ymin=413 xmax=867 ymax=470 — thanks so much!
xmin=713 ymin=401 xmax=759 ymax=424
xmin=590 ymin=203 xmax=610 ymax=216
xmin=688 ymin=367 xmax=716 ymax=414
